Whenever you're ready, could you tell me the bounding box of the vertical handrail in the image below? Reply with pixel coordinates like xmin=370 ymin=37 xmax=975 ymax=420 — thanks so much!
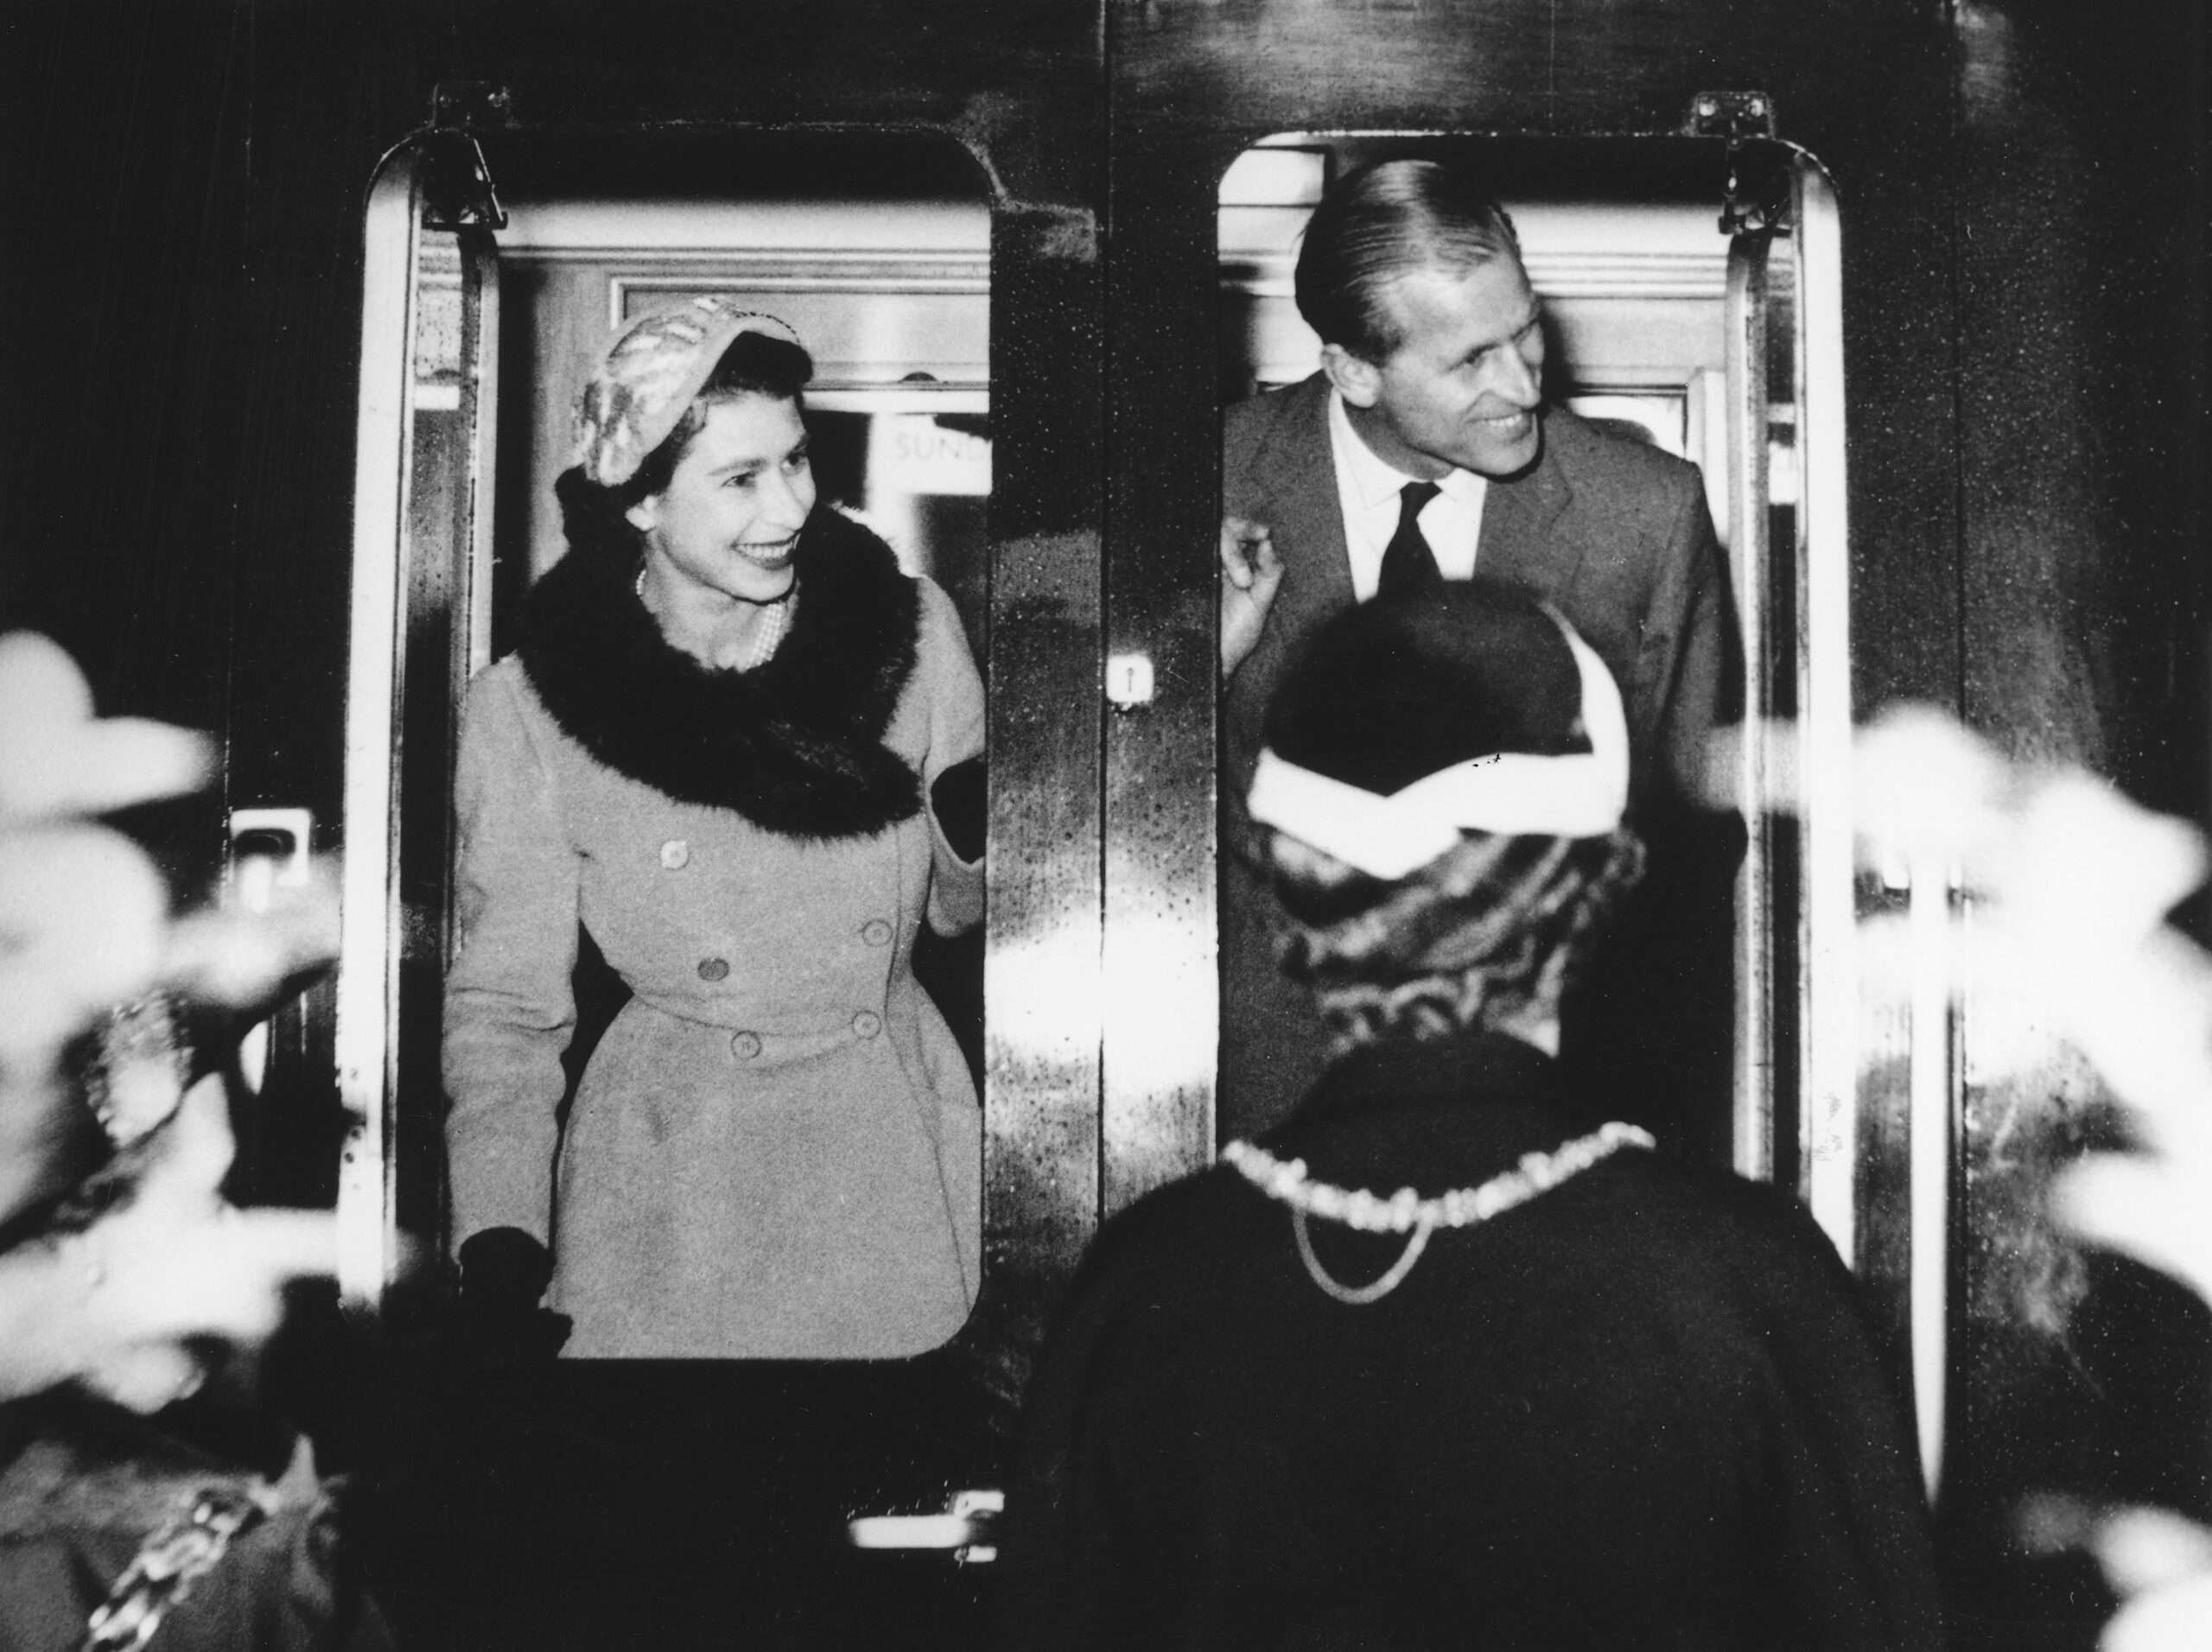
xmin=1726 ymin=232 xmax=1776 ymax=1182
xmin=1795 ymin=165 xmax=1859 ymax=1263
xmin=1906 ymin=858 xmax=1957 ymax=1500
xmin=462 ymin=232 xmax=501 ymax=686
xmin=334 ymin=152 xmax=424 ymax=1312
xmin=446 ymin=229 xmax=500 ymax=970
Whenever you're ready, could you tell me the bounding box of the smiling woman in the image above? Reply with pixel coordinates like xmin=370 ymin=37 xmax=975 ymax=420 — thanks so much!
xmin=611 ymin=323 xmax=813 ymax=667
xmin=630 ymin=393 xmax=812 ymax=668
xmin=442 ymin=296 xmax=988 ymax=1359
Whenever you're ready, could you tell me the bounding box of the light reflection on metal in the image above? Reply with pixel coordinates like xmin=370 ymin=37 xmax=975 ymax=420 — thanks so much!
xmin=1100 ymin=903 xmax=1217 ymax=1212
xmin=1103 ymin=575 xmax=1218 ymax=1211
xmin=1906 ymin=858 xmax=1960 ymax=1503
xmin=981 ymin=526 xmax=1108 ymax=1341
xmin=1726 ymin=232 xmax=1776 ymax=1183
xmin=462 ymin=238 xmax=500 ymax=685
xmin=1796 ymin=165 xmax=1859 ymax=1264
xmin=335 ymin=152 xmax=424 ymax=1312
xmin=848 ymin=1488 xmax=1002 ymax=1562
xmin=988 ymin=922 xmax=1105 ymax=1076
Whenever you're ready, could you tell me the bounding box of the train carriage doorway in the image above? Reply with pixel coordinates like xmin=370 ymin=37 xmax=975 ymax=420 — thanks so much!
xmin=1205 ymin=133 xmax=1855 ymax=1227
xmin=334 ymin=112 xmax=1946 ymax=1641
xmin=342 ymin=125 xmax=1002 ymax=1296
xmin=1199 ymin=131 xmax=1961 ymax=1502
xmin=338 ymin=124 xmax=1044 ymax=1642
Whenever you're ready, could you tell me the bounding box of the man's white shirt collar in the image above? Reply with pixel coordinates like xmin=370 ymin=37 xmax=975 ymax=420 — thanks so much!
xmin=1326 ymin=389 xmax=1488 ymax=601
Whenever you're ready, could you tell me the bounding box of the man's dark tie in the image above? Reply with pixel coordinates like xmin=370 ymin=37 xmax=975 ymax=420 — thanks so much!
xmin=1376 ymin=480 xmax=1445 ymax=597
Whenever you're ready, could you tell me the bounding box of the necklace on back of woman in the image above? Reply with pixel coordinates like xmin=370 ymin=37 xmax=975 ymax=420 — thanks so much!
xmin=1222 ymin=1120 xmax=1655 ymax=1306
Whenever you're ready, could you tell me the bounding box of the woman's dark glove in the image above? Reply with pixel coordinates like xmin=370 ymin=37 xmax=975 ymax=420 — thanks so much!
xmin=930 ymin=758 xmax=987 ymax=863
xmin=454 ymin=1227 xmax=569 ymax=1365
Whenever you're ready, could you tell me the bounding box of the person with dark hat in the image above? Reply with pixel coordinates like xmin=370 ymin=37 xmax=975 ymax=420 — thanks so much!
xmin=995 ymin=581 xmax=1940 ymax=1650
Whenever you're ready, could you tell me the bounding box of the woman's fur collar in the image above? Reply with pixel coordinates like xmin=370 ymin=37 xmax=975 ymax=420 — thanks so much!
xmin=518 ymin=505 xmax=923 ymax=839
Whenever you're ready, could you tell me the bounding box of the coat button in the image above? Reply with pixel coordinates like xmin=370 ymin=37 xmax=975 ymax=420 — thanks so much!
xmin=697 ymin=958 xmax=729 ymax=982
xmin=660 ymin=840 xmax=690 ymax=870
xmin=851 ymin=1010 xmax=882 ymax=1039
xmin=730 ymin=1031 xmax=762 ymax=1059
xmin=860 ymin=919 xmax=893 ymax=947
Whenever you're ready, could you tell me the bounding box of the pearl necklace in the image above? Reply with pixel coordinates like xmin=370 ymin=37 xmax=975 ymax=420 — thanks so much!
xmin=635 ymin=565 xmax=795 ymax=671
xmin=1222 ymin=1120 xmax=1654 ymax=1305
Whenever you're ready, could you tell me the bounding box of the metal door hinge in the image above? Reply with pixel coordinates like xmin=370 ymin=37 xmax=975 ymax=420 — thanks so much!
xmin=1686 ymin=92 xmax=1789 ymax=238
xmin=429 ymin=81 xmax=513 ymax=132
xmin=1687 ymin=90 xmax=1777 ymax=143
xmin=421 ymin=84 xmax=511 ymax=232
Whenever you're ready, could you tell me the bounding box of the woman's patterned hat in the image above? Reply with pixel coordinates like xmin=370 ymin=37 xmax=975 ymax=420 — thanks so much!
xmin=573 ymin=296 xmax=806 ymax=487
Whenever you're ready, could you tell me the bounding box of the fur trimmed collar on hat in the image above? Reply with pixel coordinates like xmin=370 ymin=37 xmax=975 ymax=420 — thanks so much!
xmin=518 ymin=505 xmax=923 ymax=839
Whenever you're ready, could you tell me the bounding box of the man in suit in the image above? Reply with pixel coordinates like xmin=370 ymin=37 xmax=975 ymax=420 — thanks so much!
xmin=1219 ymin=157 xmax=1743 ymax=1141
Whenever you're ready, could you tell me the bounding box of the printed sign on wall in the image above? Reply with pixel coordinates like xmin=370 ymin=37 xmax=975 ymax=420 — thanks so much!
xmin=868 ymin=415 xmax=991 ymax=497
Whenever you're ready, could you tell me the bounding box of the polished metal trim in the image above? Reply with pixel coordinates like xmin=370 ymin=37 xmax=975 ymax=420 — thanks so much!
xmin=607 ymin=260 xmax=990 ymax=295
xmin=806 ymin=386 xmax=991 ymax=414
xmin=1906 ymin=860 xmax=1958 ymax=1501
xmin=462 ymin=233 xmax=500 ymax=684
xmin=1220 ymin=250 xmax=1730 ymax=302
xmin=1726 ymin=232 xmax=1777 ymax=1184
xmin=335 ymin=152 xmax=424 ymax=1311
xmin=1796 ymin=164 xmax=1859 ymax=1262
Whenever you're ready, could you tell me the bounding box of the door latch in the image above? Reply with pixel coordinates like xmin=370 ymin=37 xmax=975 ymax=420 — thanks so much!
xmin=1107 ymin=652 xmax=1155 ymax=712
xmin=848 ymin=1488 xmax=1003 ymax=1563
xmin=226 ymin=808 xmax=313 ymax=1093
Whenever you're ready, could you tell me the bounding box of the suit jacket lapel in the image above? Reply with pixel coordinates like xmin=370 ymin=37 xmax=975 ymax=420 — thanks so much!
xmin=1223 ymin=376 xmax=1355 ymax=803
xmin=1250 ymin=377 xmax=1357 ymax=617
xmin=1477 ymin=409 xmax=1580 ymax=596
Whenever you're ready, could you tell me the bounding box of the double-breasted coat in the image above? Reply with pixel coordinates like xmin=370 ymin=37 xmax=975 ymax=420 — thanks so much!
xmin=442 ymin=510 xmax=984 ymax=1359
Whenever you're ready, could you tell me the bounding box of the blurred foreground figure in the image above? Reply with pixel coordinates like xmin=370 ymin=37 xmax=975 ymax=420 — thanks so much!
xmin=997 ymin=584 xmax=1941 ymax=1651
xmin=0 ymin=633 xmax=387 ymax=1649
xmin=1818 ymin=709 xmax=2212 ymax=1652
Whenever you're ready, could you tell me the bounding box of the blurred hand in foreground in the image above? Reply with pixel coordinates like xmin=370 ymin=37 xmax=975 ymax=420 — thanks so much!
xmin=0 ymin=632 xmax=340 ymax=1408
xmin=1713 ymin=708 xmax=2212 ymax=1650
xmin=1 ymin=1073 xmax=337 ymax=1408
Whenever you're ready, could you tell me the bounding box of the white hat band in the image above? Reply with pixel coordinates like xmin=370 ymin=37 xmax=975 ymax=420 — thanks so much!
xmin=1246 ymin=613 xmax=1630 ymax=880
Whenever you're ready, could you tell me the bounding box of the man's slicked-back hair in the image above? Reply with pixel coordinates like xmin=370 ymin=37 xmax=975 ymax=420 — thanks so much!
xmin=1293 ymin=158 xmax=1524 ymax=364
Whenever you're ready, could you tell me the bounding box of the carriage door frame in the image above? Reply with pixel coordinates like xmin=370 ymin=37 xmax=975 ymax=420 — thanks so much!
xmin=1103 ymin=134 xmax=1860 ymax=1235
xmin=336 ymin=122 xmax=1107 ymax=1380
xmin=337 ymin=136 xmax=501 ymax=1310
xmin=1725 ymin=156 xmax=1859 ymax=1236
